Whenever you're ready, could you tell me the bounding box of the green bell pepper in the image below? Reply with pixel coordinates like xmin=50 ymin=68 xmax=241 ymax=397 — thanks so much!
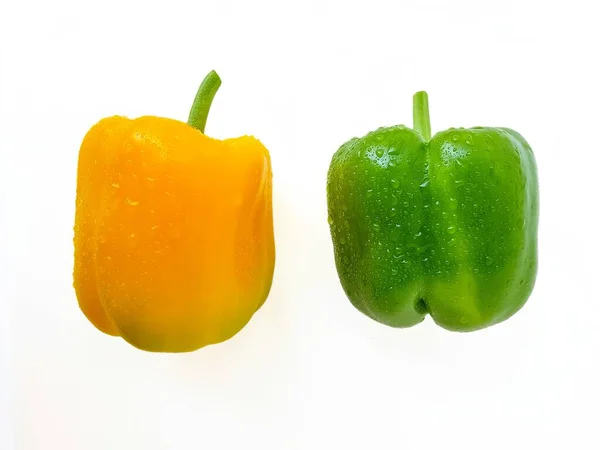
xmin=326 ymin=91 xmax=539 ymax=332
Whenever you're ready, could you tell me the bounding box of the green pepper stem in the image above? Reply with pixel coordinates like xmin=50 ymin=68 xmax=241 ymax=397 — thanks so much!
xmin=413 ymin=91 xmax=431 ymax=142
xmin=187 ymin=70 xmax=222 ymax=134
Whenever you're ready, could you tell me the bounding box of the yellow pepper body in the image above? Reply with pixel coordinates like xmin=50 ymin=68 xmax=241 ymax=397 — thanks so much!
xmin=73 ymin=72 xmax=275 ymax=352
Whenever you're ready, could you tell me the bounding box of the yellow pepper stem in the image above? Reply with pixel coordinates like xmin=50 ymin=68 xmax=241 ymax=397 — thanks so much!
xmin=187 ymin=70 xmax=222 ymax=134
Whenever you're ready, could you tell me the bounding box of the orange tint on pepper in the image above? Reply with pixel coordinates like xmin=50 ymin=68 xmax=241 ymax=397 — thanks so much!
xmin=73 ymin=71 xmax=275 ymax=352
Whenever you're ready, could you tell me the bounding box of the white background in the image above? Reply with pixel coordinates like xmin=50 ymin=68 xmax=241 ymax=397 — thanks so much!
xmin=1 ymin=0 xmax=599 ymax=449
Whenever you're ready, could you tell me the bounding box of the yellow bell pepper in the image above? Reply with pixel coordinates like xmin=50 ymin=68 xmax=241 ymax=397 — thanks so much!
xmin=73 ymin=71 xmax=275 ymax=352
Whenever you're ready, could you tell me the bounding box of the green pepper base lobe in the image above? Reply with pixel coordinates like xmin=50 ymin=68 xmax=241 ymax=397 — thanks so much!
xmin=327 ymin=125 xmax=538 ymax=332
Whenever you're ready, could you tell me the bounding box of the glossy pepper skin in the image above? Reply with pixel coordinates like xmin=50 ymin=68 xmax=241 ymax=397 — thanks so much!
xmin=73 ymin=71 xmax=275 ymax=352
xmin=327 ymin=92 xmax=538 ymax=332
